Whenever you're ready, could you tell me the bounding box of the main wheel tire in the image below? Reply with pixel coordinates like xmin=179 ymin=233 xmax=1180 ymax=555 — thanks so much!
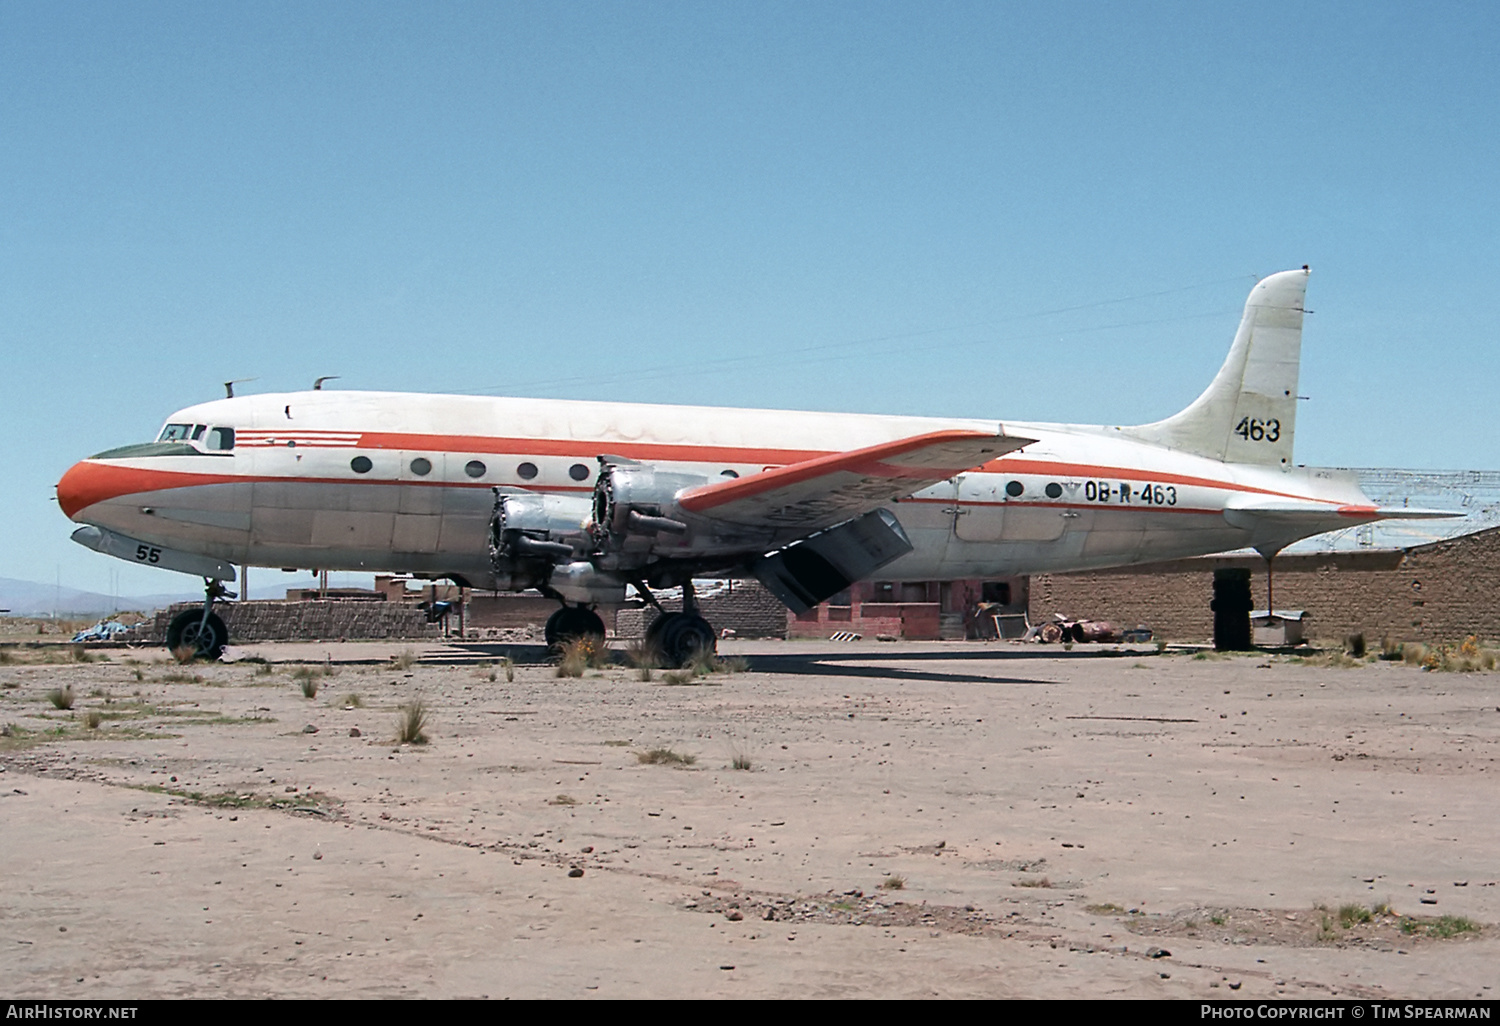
xmin=659 ymin=614 xmax=716 ymax=668
xmin=545 ymin=606 xmax=606 ymax=649
xmin=165 ymin=609 xmax=228 ymax=661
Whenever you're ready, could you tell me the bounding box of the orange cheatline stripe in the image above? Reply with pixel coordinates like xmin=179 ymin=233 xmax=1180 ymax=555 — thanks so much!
xmin=354 ymin=431 xmax=828 ymax=465
xmin=55 ymin=461 xmax=597 ymax=519
xmin=59 ymin=435 xmax=1353 ymax=520
xmin=57 ymin=462 xmax=243 ymax=520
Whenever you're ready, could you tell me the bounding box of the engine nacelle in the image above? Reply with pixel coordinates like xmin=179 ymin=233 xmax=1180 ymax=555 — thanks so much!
xmin=591 ymin=464 xmax=709 ymax=555
xmin=489 ymin=492 xmax=595 ymax=574
xmin=547 ymin=561 xmax=627 ymax=605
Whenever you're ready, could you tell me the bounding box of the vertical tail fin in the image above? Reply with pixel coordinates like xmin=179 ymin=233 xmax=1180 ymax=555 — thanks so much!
xmin=1123 ymin=267 xmax=1308 ymax=467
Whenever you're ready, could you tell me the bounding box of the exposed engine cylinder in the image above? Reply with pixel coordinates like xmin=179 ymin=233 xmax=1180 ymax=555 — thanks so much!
xmin=488 ymin=492 xmax=595 ymax=574
xmin=591 ymin=464 xmax=708 ymax=551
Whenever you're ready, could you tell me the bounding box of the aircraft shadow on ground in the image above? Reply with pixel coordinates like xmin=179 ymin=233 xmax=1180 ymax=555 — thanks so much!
xmin=423 ymin=642 xmax=1120 ymax=685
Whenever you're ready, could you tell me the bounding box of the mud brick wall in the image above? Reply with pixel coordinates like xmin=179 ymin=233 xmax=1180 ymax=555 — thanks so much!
xmin=1029 ymin=526 xmax=1500 ymax=645
xmin=615 ymin=580 xmax=791 ymax=639
xmin=464 ymin=594 xmax=562 ymax=629
xmin=139 ymin=601 xmax=440 ymax=643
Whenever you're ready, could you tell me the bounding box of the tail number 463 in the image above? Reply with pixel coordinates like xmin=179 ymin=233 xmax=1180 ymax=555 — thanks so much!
xmin=1235 ymin=417 xmax=1281 ymax=443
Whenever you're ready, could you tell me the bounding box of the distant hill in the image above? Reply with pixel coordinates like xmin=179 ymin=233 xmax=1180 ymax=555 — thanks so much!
xmin=0 ymin=577 xmax=200 ymax=617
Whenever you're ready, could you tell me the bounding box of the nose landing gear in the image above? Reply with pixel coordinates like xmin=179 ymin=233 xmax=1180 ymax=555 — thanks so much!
xmin=165 ymin=579 xmax=233 ymax=661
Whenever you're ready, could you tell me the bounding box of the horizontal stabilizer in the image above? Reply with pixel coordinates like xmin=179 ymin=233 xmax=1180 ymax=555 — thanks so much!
xmin=1371 ymin=507 xmax=1464 ymax=521
xmin=1225 ymin=498 xmax=1461 ymax=524
xmin=678 ymin=427 xmax=1033 ymax=530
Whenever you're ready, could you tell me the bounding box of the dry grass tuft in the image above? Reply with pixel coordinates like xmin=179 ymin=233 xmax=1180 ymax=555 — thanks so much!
xmin=83 ymin=710 xmax=103 ymax=730
xmin=500 ymin=656 xmax=515 ymax=683
xmin=391 ymin=648 xmax=418 ymax=670
xmin=717 ymin=655 xmax=751 ymax=675
xmin=686 ymin=648 xmax=718 ymax=677
xmin=637 ymin=747 xmax=695 ymax=766
xmin=556 ymin=638 xmax=590 ymax=678
xmin=548 ymin=794 xmax=580 ymax=806
xmin=1015 ymin=876 xmax=1053 ymax=888
xmin=624 ymin=639 xmax=660 ymax=670
xmin=395 ymin=698 xmax=430 ymax=745
xmin=47 ymin=686 xmax=75 ymax=710
xmin=340 ymin=693 xmax=365 ymax=708
xmin=171 ymin=643 xmax=200 ymax=664
xmin=880 ymin=874 xmax=906 ymax=890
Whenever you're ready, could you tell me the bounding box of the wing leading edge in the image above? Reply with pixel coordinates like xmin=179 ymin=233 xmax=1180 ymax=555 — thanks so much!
xmin=676 ymin=427 xmax=1034 ymax=531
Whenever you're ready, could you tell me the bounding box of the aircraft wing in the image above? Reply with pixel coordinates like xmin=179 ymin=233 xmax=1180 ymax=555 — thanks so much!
xmin=676 ymin=427 xmax=1034 ymax=530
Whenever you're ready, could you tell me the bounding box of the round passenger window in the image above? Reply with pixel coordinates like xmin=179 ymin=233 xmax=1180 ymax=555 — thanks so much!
xmin=569 ymin=463 xmax=590 ymax=482
xmin=1005 ymin=480 xmax=1023 ymax=497
xmin=350 ymin=456 xmax=373 ymax=474
xmin=517 ymin=462 xmax=538 ymax=480
xmin=409 ymin=457 xmax=432 ymax=476
xmin=1045 ymin=482 xmax=1062 ymax=499
xmin=465 ymin=460 xmax=487 ymax=478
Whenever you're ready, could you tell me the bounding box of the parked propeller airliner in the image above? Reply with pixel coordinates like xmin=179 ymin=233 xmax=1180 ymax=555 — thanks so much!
xmin=56 ymin=269 xmax=1446 ymax=662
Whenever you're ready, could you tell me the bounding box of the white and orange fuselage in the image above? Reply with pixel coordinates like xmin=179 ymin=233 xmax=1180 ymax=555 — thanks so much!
xmin=56 ymin=390 xmax=1381 ymax=588
xmin=58 ymin=270 xmax=1434 ymax=604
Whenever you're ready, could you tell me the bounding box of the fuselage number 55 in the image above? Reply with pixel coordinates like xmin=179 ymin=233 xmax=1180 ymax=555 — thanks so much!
xmin=135 ymin=544 xmax=162 ymax=564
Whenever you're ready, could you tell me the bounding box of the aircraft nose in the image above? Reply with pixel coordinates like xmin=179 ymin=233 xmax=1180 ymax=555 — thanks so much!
xmin=57 ymin=460 xmax=98 ymax=520
xmin=56 ymin=460 xmax=158 ymax=521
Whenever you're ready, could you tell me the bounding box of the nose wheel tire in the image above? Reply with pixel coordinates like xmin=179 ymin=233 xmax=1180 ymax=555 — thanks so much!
xmin=166 ymin=610 xmax=228 ymax=661
xmin=544 ymin=606 xmax=606 ymax=650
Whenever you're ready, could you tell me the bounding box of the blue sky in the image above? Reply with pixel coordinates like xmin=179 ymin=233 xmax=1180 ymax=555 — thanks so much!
xmin=4 ymin=1 xmax=1498 ymax=598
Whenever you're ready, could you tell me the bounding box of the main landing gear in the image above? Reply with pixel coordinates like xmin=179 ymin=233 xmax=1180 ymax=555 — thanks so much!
xmin=642 ymin=580 xmax=716 ymax=669
xmin=544 ymin=604 xmax=606 ymax=649
xmin=165 ymin=579 xmax=232 ymax=661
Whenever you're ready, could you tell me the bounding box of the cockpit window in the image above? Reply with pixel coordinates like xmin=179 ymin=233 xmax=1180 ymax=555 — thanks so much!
xmin=158 ymin=423 xmax=193 ymax=442
xmin=191 ymin=424 xmax=206 ymax=440
xmin=206 ymin=427 xmax=235 ymax=451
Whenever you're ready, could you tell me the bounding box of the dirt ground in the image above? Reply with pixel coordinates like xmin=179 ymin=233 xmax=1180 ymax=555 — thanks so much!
xmin=1 ymin=638 xmax=1497 ymax=999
